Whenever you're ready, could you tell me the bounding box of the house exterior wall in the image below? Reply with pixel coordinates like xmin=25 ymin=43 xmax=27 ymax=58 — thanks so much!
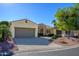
xmin=38 ymin=24 xmax=47 ymax=35
xmin=73 ymin=30 xmax=79 ymax=36
xmin=38 ymin=24 xmax=56 ymax=35
xmin=10 ymin=20 xmax=38 ymax=38
xmin=49 ymin=28 xmax=54 ymax=35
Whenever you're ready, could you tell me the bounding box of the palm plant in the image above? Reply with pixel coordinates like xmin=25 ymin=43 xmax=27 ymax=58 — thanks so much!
xmin=0 ymin=21 xmax=12 ymax=42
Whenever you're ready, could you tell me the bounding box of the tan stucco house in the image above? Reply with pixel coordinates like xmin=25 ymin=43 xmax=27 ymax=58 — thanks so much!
xmin=10 ymin=19 xmax=38 ymax=38
xmin=10 ymin=19 xmax=66 ymax=38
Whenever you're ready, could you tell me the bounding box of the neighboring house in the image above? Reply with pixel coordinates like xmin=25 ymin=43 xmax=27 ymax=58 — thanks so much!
xmin=55 ymin=30 xmax=62 ymax=37
xmin=10 ymin=19 xmax=38 ymax=38
xmin=65 ymin=30 xmax=79 ymax=37
xmin=38 ymin=23 xmax=56 ymax=36
xmin=55 ymin=30 xmax=79 ymax=38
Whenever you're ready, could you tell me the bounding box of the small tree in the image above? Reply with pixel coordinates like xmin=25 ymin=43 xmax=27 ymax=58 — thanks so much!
xmin=53 ymin=4 xmax=79 ymax=38
xmin=0 ymin=21 xmax=12 ymax=42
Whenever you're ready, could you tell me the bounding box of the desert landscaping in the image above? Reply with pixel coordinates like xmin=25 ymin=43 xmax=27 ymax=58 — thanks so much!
xmin=53 ymin=37 xmax=79 ymax=46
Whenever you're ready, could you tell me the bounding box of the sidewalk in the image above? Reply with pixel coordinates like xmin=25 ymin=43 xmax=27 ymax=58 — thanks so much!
xmin=14 ymin=43 xmax=63 ymax=53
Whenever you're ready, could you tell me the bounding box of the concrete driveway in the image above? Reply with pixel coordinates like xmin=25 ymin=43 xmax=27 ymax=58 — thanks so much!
xmin=14 ymin=37 xmax=63 ymax=54
xmin=14 ymin=37 xmax=49 ymax=52
xmin=15 ymin=37 xmax=49 ymax=45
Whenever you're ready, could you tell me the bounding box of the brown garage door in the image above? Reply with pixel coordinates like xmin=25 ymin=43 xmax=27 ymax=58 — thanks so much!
xmin=15 ymin=28 xmax=35 ymax=38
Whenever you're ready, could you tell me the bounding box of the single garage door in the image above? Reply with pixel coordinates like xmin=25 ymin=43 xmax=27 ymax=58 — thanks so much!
xmin=15 ymin=28 xmax=35 ymax=38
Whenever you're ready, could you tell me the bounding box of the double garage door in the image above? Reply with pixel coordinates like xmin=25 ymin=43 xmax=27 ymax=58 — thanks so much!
xmin=15 ymin=28 xmax=35 ymax=38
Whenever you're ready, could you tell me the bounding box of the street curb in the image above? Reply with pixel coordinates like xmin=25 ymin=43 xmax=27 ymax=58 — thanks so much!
xmin=33 ymin=44 xmax=79 ymax=53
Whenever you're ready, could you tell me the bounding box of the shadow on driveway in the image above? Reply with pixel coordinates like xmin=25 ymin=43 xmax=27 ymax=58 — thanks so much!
xmin=15 ymin=38 xmax=49 ymax=45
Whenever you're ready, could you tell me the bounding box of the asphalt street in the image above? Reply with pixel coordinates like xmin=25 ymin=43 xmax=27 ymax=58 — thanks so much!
xmin=14 ymin=47 xmax=79 ymax=56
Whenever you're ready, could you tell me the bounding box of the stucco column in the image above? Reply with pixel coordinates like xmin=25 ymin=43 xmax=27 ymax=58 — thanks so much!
xmin=35 ymin=27 xmax=38 ymax=37
xmin=10 ymin=24 xmax=15 ymax=38
xmin=54 ymin=29 xmax=56 ymax=35
xmin=43 ymin=28 xmax=46 ymax=35
xmin=12 ymin=27 xmax=15 ymax=38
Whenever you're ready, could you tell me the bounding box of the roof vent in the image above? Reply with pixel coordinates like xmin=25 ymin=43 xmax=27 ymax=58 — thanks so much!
xmin=25 ymin=20 xmax=28 ymax=23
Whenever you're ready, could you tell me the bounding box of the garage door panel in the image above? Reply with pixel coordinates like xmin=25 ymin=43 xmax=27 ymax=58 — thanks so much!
xmin=15 ymin=28 xmax=35 ymax=38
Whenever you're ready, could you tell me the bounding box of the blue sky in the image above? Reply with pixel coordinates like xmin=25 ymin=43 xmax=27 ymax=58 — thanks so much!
xmin=0 ymin=3 xmax=73 ymax=26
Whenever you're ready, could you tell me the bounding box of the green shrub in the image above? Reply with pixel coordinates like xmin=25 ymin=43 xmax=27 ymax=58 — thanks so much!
xmin=0 ymin=21 xmax=12 ymax=42
xmin=0 ymin=34 xmax=3 ymax=42
xmin=0 ymin=21 xmax=11 ymax=27
xmin=48 ymin=34 xmax=58 ymax=42
xmin=0 ymin=38 xmax=3 ymax=42
xmin=52 ymin=34 xmax=58 ymax=39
